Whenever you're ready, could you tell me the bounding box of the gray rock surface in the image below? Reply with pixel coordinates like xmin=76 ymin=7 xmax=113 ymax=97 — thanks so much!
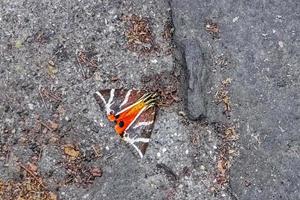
xmin=182 ymin=39 xmax=209 ymax=120
xmin=1 ymin=0 xmax=298 ymax=199
xmin=171 ymin=0 xmax=300 ymax=199
xmin=1 ymin=0 xmax=229 ymax=200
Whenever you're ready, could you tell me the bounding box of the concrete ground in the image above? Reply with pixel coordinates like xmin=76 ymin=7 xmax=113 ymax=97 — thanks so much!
xmin=0 ymin=0 xmax=299 ymax=200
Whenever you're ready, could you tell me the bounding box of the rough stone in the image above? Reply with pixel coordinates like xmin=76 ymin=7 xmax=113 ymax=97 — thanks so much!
xmin=171 ymin=0 xmax=300 ymax=199
xmin=182 ymin=39 xmax=209 ymax=120
xmin=0 ymin=0 xmax=226 ymax=199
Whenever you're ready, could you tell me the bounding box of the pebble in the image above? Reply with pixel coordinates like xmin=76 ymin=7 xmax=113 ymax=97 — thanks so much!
xmin=28 ymin=103 xmax=34 ymax=110
xmin=150 ymin=59 xmax=158 ymax=64
xmin=232 ymin=16 xmax=239 ymax=22
xmin=108 ymin=26 xmax=115 ymax=32
xmin=278 ymin=41 xmax=284 ymax=48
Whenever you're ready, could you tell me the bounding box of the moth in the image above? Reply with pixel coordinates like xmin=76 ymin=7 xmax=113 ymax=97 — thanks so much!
xmin=94 ymin=89 xmax=158 ymax=158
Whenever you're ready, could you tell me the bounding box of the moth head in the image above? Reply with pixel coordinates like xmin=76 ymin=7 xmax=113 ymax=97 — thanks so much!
xmin=107 ymin=110 xmax=116 ymax=122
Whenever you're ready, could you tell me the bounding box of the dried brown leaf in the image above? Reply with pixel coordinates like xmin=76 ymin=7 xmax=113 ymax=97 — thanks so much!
xmin=90 ymin=167 xmax=102 ymax=177
xmin=64 ymin=145 xmax=80 ymax=159
xmin=217 ymin=160 xmax=226 ymax=176
xmin=27 ymin=162 xmax=38 ymax=173
xmin=48 ymin=120 xmax=59 ymax=130
xmin=49 ymin=192 xmax=57 ymax=200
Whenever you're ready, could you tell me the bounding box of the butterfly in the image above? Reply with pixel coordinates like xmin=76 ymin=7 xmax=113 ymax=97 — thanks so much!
xmin=94 ymin=89 xmax=158 ymax=158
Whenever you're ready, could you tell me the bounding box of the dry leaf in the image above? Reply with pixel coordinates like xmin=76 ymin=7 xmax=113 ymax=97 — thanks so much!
xmin=90 ymin=167 xmax=102 ymax=177
xmin=222 ymin=78 xmax=232 ymax=86
xmin=49 ymin=136 xmax=59 ymax=143
xmin=0 ymin=167 xmax=52 ymax=199
xmin=15 ymin=40 xmax=23 ymax=48
xmin=217 ymin=160 xmax=226 ymax=175
xmin=124 ymin=14 xmax=157 ymax=53
xmin=49 ymin=192 xmax=57 ymax=200
xmin=64 ymin=145 xmax=80 ymax=159
xmin=27 ymin=162 xmax=38 ymax=173
xmin=225 ymin=127 xmax=238 ymax=140
xmin=48 ymin=120 xmax=59 ymax=130
xmin=205 ymin=19 xmax=220 ymax=39
xmin=47 ymin=65 xmax=58 ymax=76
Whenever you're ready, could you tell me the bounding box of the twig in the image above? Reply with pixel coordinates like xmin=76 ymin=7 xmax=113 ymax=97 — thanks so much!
xmin=39 ymin=86 xmax=47 ymax=108
xmin=92 ymin=145 xmax=101 ymax=158
xmin=75 ymin=49 xmax=87 ymax=78
xmin=19 ymin=164 xmax=46 ymax=188
xmin=38 ymin=121 xmax=53 ymax=132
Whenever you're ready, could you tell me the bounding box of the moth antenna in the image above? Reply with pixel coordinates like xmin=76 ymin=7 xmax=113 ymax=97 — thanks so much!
xmin=144 ymin=96 xmax=157 ymax=105
xmin=151 ymin=93 xmax=158 ymax=98
xmin=142 ymin=94 xmax=153 ymax=102
xmin=138 ymin=93 xmax=150 ymax=101
xmin=144 ymin=102 xmax=156 ymax=110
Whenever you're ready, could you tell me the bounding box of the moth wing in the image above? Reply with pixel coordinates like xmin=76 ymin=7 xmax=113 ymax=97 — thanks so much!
xmin=117 ymin=89 xmax=146 ymax=111
xmin=94 ymin=89 xmax=146 ymax=116
xmin=94 ymin=89 xmax=158 ymax=156
xmin=125 ymin=105 xmax=157 ymax=155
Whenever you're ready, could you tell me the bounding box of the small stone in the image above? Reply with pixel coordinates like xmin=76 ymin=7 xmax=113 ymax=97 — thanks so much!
xmin=15 ymin=40 xmax=23 ymax=48
xmin=233 ymin=16 xmax=239 ymax=22
xmin=48 ymin=60 xmax=55 ymax=66
xmin=183 ymin=40 xmax=208 ymax=120
xmin=278 ymin=41 xmax=284 ymax=48
xmin=94 ymin=71 xmax=101 ymax=81
xmin=150 ymin=59 xmax=158 ymax=64
xmin=47 ymin=65 xmax=58 ymax=76
xmin=49 ymin=137 xmax=59 ymax=143
xmin=108 ymin=25 xmax=115 ymax=32
xmin=107 ymin=9 xmax=115 ymax=16
xmin=19 ymin=137 xmax=27 ymax=143
xmin=28 ymin=103 xmax=34 ymax=110
xmin=99 ymin=121 xmax=105 ymax=127
xmin=178 ymin=111 xmax=187 ymax=117
xmin=200 ymin=165 xmax=205 ymax=170
xmin=49 ymin=120 xmax=59 ymax=130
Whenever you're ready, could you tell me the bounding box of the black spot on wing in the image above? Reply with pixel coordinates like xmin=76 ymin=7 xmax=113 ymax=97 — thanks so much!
xmin=119 ymin=121 xmax=124 ymax=128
